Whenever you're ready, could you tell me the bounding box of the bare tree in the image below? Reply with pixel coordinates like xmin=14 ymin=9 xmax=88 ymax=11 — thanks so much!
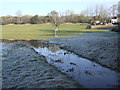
xmin=94 ymin=5 xmax=100 ymax=17
xmin=16 ymin=10 xmax=22 ymax=17
xmin=88 ymin=6 xmax=94 ymax=17
xmin=110 ymin=4 xmax=118 ymax=17
xmin=64 ymin=10 xmax=74 ymax=22
xmin=49 ymin=10 xmax=63 ymax=36
xmin=65 ymin=10 xmax=74 ymax=16
xmin=81 ymin=5 xmax=94 ymax=17
xmin=99 ymin=5 xmax=109 ymax=20
xmin=81 ymin=9 xmax=89 ymax=17
xmin=16 ymin=10 xmax=22 ymax=24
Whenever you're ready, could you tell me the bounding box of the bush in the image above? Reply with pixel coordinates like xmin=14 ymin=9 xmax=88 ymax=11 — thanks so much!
xmin=86 ymin=25 xmax=91 ymax=29
xmin=111 ymin=26 xmax=120 ymax=32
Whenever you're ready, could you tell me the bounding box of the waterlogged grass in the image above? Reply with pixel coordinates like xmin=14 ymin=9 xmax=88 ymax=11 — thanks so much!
xmin=2 ymin=23 xmax=109 ymax=40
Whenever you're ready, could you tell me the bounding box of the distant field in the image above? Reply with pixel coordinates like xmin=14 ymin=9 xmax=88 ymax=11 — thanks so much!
xmin=2 ymin=23 xmax=109 ymax=40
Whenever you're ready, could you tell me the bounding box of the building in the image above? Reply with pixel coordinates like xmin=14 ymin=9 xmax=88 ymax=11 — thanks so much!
xmin=110 ymin=17 xmax=118 ymax=24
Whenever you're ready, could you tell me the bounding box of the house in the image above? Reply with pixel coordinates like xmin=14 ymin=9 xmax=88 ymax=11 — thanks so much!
xmin=110 ymin=17 xmax=118 ymax=24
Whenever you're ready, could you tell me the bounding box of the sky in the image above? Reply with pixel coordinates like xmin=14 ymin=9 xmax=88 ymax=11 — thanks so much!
xmin=0 ymin=0 xmax=119 ymax=16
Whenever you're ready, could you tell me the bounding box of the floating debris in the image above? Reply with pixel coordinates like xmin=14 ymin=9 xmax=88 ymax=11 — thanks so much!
xmin=85 ymin=71 xmax=96 ymax=76
xmin=70 ymin=62 xmax=76 ymax=65
xmin=54 ymin=60 xmax=63 ymax=63
xmin=67 ymin=68 xmax=74 ymax=72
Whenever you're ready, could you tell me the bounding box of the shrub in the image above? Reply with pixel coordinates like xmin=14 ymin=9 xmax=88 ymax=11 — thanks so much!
xmin=86 ymin=25 xmax=91 ymax=29
xmin=111 ymin=26 xmax=120 ymax=32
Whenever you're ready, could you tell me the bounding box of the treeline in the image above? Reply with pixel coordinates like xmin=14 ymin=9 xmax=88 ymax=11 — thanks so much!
xmin=1 ymin=4 xmax=118 ymax=25
xmin=1 ymin=15 xmax=50 ymax=25
xmin=1 ymin=14 xmax=110 ymax=25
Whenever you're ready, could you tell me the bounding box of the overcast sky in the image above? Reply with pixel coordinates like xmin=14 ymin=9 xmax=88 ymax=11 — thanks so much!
xmin=0 ymin=0 xmax=119 ymax=16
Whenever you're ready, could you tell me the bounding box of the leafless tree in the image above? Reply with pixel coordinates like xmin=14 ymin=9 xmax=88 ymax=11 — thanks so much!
xmin=88 ymin=6 xmax=94 ymax=17
xmin=65 ymin=10 xmax=74 ymax=16
xmin=81 ymin=6 xmax=94 ymax=17
xmin=16 ymin=10 xmax=22 ymax=17
xmin=110 ymin=4 xmax=118 ymax=17
xmin=94 ymin=5 xmax=100 ymax=17
xmin=49 ymin=10 xmax=63 ymax=36
xmin=64 ymin=10 xmax=74 ymax=22
xmin=16 ymin=10 xmax=22 ymax=24
xmin=99 ymin=5 xmax=109 ymax=19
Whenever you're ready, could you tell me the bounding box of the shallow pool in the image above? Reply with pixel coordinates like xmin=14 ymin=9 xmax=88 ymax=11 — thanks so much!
xmin=33 ymin=44 xmax=119 ymax=88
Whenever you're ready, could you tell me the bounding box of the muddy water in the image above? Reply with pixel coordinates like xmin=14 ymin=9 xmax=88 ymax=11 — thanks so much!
xmin=1 ymin=40 xmax=119 ymax=88
xmin=33 ymin=43 xmax=119 ymax=88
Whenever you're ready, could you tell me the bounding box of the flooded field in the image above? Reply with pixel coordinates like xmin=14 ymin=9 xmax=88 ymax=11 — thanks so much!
xmin=1 ymin=40 xmax=120 ymax=88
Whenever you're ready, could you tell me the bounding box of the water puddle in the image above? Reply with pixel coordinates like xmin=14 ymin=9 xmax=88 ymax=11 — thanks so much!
xmin=1 ymin=40 xmax=119 ymax=88
xmin=33 ymin=43 xmax=119 ymax=88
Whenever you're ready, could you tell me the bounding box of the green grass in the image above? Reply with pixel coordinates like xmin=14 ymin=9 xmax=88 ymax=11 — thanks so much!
xmin=2 ymin=23 xmax=109 ymax=40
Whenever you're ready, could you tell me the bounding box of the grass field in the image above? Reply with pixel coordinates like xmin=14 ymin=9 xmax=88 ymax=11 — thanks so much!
xmin=2 ymin=23 xmax=109 ymax=40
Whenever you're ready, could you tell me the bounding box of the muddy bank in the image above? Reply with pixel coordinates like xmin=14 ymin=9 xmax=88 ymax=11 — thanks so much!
xmin=2 ymin=42 xmax=81 ymax=88
xmin=50 ymin=32 xmax=120 ymax=71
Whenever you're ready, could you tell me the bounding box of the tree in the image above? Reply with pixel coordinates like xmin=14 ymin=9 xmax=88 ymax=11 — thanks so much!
xmin=48 ymin=10 xmax=63 ymax=36
xmin=1 ymin=16 xmax=14 ymax=25
xmin=31 ymin=15 xmax=40 ymax=24
xmin=80 ymin=4 xmax=109 ymax=24
xmin=22 ymin=15 xmax=32 ymax=24
xmin=99 ymin=5 xmax=109 ymax=20
xmin=80 ymin=10 xmax=92 ymax=23
xmin=79 ymin=13 xmax=86 ymax=23
xmin=109 ymin=4 xmax=118 ymax=17
xmin=16 ymin=10 xmax=23 ymax=24
xmin=94 ymin=5 xmax=100 ymax=17
xmin=64 ymin=10 xmax=74 ymax=23
xmin=93 ymin=5 xmax=109 ymax=21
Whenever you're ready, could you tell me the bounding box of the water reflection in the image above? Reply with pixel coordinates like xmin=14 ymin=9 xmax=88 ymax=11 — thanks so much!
xmin=33 ymin=44 xmax=119 ymax=88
